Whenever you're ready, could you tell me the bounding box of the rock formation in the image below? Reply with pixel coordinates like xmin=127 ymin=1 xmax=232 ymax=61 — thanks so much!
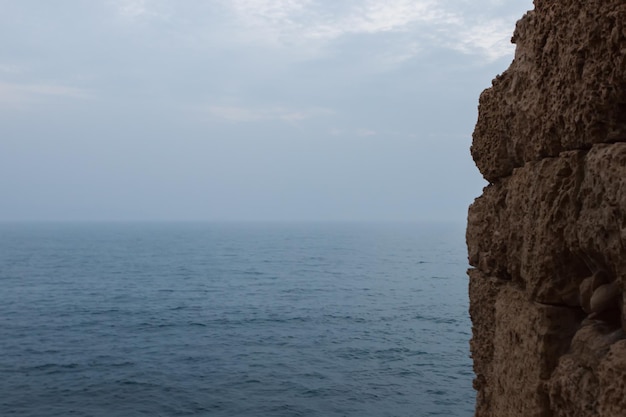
xmin=466 ymin=0 xmax=626 ymax=416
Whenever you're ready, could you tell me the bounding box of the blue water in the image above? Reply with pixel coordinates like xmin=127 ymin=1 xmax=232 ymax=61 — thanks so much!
xmin=0 ymin=222 xmax=474 ymax=417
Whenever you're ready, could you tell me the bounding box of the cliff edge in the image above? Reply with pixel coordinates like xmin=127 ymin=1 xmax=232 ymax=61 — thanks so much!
xmin=467 ymin=1 xmax=626 ymax=416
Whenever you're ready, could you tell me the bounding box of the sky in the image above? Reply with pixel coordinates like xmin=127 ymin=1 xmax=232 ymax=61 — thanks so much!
xmin=0 ymin=0 xmax=534 ymax=222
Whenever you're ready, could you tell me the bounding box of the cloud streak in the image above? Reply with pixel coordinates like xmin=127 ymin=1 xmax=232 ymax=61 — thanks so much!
xmin=0 ymin=82 xmax=92 ymax=109
xmin=0 ymin=64 xmax=24 ymax=74
xmin=206 ymin=104 xmax=331 ymax=123
xmin=103 ymin=0 xmax=528 ymax=64
xmin=225 ymin=0 xmax=524 ymax=61
xmin=114 ymin=0 xmax=150 ymax=18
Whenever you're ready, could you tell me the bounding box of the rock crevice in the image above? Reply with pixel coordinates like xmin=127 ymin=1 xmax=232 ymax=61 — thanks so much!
xmin=467 ymin=1 xmax=626 ymax=416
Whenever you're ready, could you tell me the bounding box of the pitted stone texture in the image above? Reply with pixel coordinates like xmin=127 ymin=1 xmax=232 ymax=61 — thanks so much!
xmin=468 ymin=269 xmax=502 ymax=417
xmin=471 ymin=0 xmax=626 ymax=182
xmin=487 ymin=286 xmax=580 ymax=417
xmin=548 ymin=321 xmax=624 ymax=417
xmin=466 ymin=183 xmax=510 ymax=280
xmin=468 ymin=143 xmax=626 ymax=305
xmin=467 ymin=151 xmax=589 ymax=304
xmin=597 ymin=340 xmax=626 ymax=416
xmin=468 ymin=1 xmax=626 ymax=416
xmin=577 ymin=143 xmax=626 ymax=279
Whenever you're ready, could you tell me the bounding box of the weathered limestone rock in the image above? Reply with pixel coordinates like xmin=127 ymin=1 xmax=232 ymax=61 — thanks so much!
xmin=489 ymin=286 xmax=580 ymax=417
xmin=547 ymin=320 xmax=626 ymax=417
xmin=468 ymin=269 xmax=502 ymax=416
xmin=467 ymin=0 xmax=626 ymax=415
xmin=467 ymin=151 xmax=590 ymax=305
xmin=471 ymin=0 xmax=626 ymax=182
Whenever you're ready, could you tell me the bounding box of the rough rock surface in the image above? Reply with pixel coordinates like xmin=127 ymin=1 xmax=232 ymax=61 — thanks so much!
xmin=467 ymin=1 xmax=626 ymax=416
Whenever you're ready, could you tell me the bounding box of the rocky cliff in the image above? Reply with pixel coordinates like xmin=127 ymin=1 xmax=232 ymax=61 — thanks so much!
xmin=466 ymin=1 xmax=626 ymax=416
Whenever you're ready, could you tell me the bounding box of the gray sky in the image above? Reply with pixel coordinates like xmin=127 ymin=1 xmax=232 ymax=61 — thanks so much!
xmin=0 ymin=0 xmax=533 ymax=222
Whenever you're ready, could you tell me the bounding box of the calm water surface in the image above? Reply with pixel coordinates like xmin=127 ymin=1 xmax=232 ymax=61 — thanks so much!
xmin=0 ymin=222 xmax=474 ymax=416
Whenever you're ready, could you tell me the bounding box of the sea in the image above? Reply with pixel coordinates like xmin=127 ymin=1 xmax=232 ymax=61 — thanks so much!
xmin=0 ymin=222 xmax=475 ymax=417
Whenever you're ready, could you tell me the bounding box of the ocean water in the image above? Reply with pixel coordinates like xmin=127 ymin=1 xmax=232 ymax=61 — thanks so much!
xmin=0 ymin=222 xmax=474 ymax=417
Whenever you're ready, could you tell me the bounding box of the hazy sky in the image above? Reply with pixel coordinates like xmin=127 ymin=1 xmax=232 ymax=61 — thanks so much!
xmin=0 ymin=0 xmax=533 ymax=222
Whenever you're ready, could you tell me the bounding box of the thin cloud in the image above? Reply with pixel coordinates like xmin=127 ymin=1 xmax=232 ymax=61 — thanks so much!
xmin=329 ymin=128 xmax=378 ymax=137
xmin=103 ymin=0 xmax=526 ymax=64
xmin=227 ymin=0 xmax=314 ymax=46
xmin=116 ymin=0 xmax=148 ymax=18
xmin=316 ymin=1 xmax=452 ymax=38
xmin=226 ymin=0 xmax=523 ymax=62
xmin=0 ymin=82 xmax=92 ymax=109
xmin=112 ymin=0 xmax=166 ymax=20
xmin=207 ymin=105 xmax=331 ymax=123
xmin=227 ymin=0 xmax=447 ymax=41
xmin=230 ymin=0 xmax=313 ymax=23
xmin=0 ymin=64 xmax=24 ymax=74
xmin=356 ymin=128 xmax=377 ymax=137
xmin=452 ymin=18 xmax=518 ymax=61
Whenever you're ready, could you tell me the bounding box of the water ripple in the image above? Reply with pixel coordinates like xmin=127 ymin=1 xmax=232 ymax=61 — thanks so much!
xmin=0 ymin=222 xmax=473 ymax=417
